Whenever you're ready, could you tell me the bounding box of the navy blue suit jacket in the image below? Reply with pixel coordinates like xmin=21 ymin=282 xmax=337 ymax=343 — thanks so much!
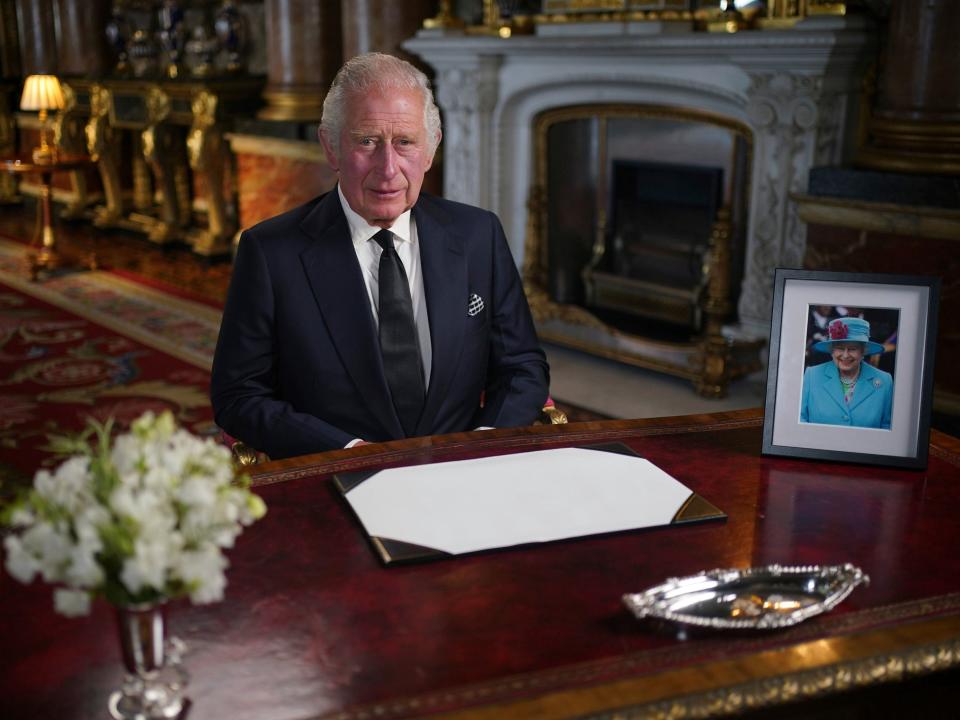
xmin=210 ymin=191 xmax=550 ymax=459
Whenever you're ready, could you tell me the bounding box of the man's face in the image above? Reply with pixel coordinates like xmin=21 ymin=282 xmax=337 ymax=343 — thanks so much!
xmin=831 ymin=342 xmax=865 ymax=374
xmin=321 ymin=87 xmax=436 ymax=229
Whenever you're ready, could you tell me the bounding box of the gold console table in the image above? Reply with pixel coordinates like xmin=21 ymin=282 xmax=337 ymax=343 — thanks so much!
xmin=56 ymin=77 xmax=263 ymax=257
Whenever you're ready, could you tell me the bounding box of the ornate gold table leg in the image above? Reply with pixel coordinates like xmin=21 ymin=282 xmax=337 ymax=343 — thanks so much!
xmin=142 ymin=86 xmax=181 ymax=244
xmin=187 ymin=90 xmax=233 ymax=256
xmin=132 ymin=136 xmax=153 ymax=213
xmin=53 ymin=84 xmax=89 ymax=219
xmin=86 ymin=85 xmax=124 ymax=228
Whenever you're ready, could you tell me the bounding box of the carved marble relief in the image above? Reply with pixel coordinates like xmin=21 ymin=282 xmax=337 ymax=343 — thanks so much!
xmin=739 ymin=71 xmax=846 ymax=335
xmin=435 ymin=58 xmax=500 ymax=209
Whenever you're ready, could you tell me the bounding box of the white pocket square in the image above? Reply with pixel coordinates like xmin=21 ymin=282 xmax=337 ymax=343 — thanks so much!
xmin=467 ymin=293 xmax=485 ymax=317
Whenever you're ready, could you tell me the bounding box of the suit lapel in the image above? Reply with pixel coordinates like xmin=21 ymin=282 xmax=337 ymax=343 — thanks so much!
xmin=298 ymin=193 xmax=402 ymax=438
xmin=413 ymin=200 xmax=467 ymax=435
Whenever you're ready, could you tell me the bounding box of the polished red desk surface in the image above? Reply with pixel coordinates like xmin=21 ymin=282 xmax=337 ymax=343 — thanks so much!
xmin=3 ymin=409 xmax=960 ymax=719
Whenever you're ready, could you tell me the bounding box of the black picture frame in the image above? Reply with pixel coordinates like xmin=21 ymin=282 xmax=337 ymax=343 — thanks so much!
xmin=762 ymin=269 xmax=940 ymax=469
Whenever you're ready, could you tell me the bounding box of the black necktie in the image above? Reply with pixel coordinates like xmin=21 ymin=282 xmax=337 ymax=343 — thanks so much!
xmin=372 ymin=229 xmax=425 ymax=436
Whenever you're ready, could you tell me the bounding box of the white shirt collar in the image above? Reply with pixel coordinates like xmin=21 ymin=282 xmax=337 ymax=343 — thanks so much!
xmin=337 ymin=184 xmax=412 ymax=248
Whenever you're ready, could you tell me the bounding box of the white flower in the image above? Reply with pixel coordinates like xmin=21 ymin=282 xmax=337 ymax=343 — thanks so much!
xmin=65 ymin=541 xmax=104 ymax=588
xmin=74 ymin=505 xmax=109 ymax=546
xmin=109 ymin=486 xmax=169 ymax=529
xmin=191 ymin=568 xmax=226 ymax=604
xmin=4 ymin=535 xmax=40 ymax=584
xmin=109 ymin=434 xmax=141 ymax=477
xmin=8 ymin=506 xmax=35 ymax=528
xmin=35 ymin=456 xmax=92 ymax=514
xmin=175 ymin=544 xmax=227 ymax=604
xmin=121 ymin=536 xmax=174 ymax=595
xmin=3 ymin=409 xmax=265 ymax=617
xmin=54 ymin=588 xmax=91 ymax=617
xmin=21 ymin=522 xmax=72 ymax=583
xmin=177 ymin=475 xmax=217 ymax=509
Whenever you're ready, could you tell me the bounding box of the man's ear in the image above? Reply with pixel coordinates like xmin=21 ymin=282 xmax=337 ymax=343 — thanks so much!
xmin=319 ymin=127 xmax=339 ymax=171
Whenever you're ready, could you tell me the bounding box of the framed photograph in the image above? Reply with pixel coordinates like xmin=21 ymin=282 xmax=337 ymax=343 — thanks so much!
xmin=762 ymin=269 xmax=940 ymax=469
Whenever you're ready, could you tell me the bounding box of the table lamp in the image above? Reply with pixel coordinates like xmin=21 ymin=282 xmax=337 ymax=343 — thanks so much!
xmin=20 ymin=74 xmax=65 ymax=163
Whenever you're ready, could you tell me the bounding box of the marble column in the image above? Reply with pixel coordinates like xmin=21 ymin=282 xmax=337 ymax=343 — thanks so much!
xmin=54 ymin=0 xmax=111 ymax=78
xmin=859 ymin=0 xmax=960 ymax=174
xmin=341 ymin=0 xmax=436 ymax=60
xmin=260 ymin=0 xmax=342 ymax=121
xmin=14 ymin=0 xmax=57 ymax=74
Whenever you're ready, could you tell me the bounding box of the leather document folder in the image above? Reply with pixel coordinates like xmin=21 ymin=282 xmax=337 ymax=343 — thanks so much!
xmin=334 ymin=443 xmax=725 ymax=564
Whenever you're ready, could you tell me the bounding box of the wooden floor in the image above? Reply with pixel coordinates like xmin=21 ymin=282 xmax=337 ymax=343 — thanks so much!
xmin=0 ymin=201 xmax=233 ymax=305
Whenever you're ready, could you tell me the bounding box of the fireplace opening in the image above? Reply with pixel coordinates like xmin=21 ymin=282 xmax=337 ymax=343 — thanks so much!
xmin=585 ymin=159 xmax=724 ymax=333
xmin=532 ymin=106 xmax=751 ymax=344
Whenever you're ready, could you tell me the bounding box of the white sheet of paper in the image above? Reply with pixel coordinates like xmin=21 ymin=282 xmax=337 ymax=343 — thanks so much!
xmin=344 ymin=447 xmax=696 ymax=555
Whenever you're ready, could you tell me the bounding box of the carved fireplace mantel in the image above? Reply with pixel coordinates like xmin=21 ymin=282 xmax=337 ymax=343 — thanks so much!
xmin=406 ymin=18 xmax=875 ymax=344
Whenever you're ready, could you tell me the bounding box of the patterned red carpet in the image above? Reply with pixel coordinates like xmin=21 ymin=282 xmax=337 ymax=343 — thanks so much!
xmin=0 ymin=238 xmax=222 ymax=493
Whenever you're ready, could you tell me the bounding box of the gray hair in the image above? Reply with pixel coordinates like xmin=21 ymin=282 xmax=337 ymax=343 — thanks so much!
xmin=321 ymin=53 xmax=442 ymax=159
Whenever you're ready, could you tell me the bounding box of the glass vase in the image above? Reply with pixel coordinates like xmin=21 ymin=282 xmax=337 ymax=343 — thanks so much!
xmin=108 ymin=603 xmax=189 ymax=720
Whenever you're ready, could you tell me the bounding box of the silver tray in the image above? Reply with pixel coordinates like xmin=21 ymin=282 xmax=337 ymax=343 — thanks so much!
xmin=622 ymin=563 xmax=868 ymax=630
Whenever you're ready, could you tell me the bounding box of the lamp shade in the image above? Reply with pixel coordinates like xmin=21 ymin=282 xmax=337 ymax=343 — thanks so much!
xmin=20 ymin=75 xmax=65 ymax=112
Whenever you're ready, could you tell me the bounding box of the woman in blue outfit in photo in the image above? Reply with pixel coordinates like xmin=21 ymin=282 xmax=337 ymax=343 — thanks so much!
xmin=800 ymin=316 xmax=894 ymax=429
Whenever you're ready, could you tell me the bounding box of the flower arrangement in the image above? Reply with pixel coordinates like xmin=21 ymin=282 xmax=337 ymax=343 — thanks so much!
xmin=3 ymin=410 xmax=266 ymax=617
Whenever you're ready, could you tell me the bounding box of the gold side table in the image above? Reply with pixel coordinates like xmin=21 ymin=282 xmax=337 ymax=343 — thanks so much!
xmin=0 ymin=154 xmax=97 ymax=280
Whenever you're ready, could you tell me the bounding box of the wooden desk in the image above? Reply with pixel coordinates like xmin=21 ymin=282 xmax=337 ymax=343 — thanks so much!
xmin=3 ymin=409 xmax=960 ymax=719
xmin=0 ymin=153 xmax=96 ymax=279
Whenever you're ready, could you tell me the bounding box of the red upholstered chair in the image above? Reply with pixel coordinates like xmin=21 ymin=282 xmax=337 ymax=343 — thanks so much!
xmin=221 ymin=399 xmax=567 ymax=467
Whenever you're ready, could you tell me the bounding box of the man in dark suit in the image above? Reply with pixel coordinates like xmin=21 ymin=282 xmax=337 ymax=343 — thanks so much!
xmin=211 ymin=53 xmax=549 ymax=459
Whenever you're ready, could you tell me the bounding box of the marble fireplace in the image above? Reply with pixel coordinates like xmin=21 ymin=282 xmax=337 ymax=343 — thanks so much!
xmin=407 ymin=17 xmax=875 ymax=394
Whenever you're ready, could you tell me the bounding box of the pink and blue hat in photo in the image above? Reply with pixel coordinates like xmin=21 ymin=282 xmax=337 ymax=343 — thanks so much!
xmin=812 ymin=316 xmax=885 ymax=356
